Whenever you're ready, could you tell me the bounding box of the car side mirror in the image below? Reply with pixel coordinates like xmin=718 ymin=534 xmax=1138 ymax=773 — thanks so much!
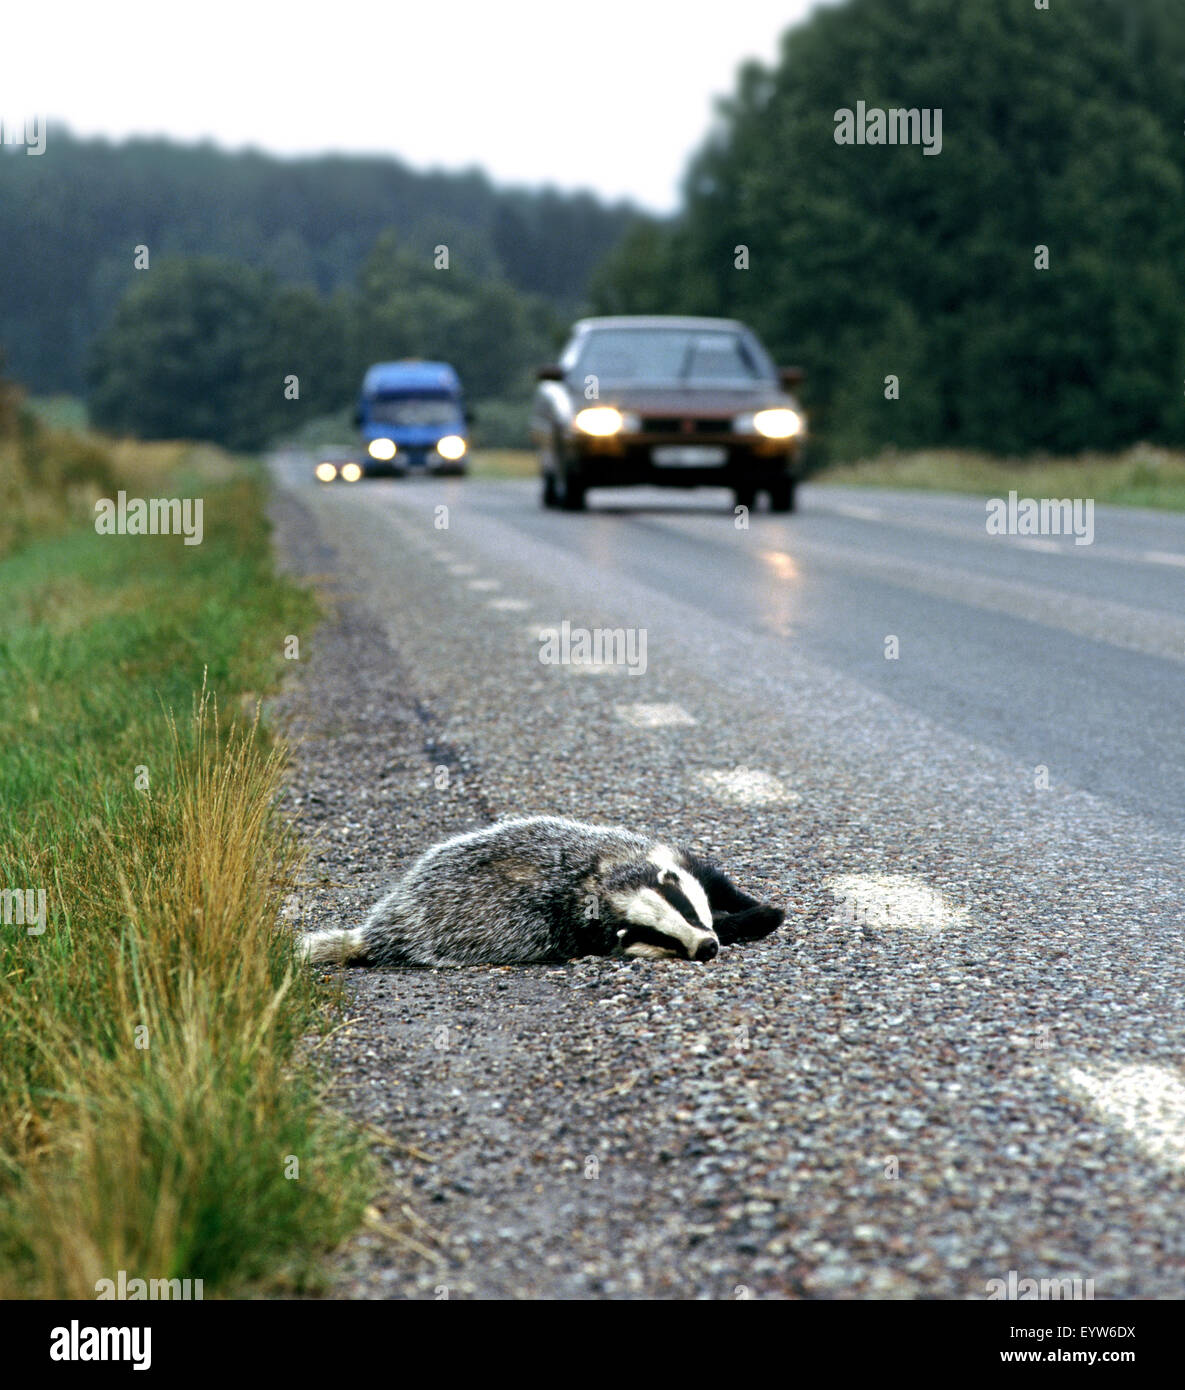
xmin=536 ymin=364 xmax=565 ymax=382
xmin=779 ymin=366 xmax=806 ymax=389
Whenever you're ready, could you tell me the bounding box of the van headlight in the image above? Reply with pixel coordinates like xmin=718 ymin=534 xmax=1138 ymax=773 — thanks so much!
xmin=734 ymin=408 xmax=803 ymax=438
xmin=436 ymin=435 xmax=467 ymax=461
xmin=368 ymin=438 xmax=397 ymax=460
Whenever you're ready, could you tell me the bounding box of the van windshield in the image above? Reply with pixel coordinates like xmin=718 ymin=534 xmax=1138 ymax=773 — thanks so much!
xmin=369 ymin=396 xmax=461 ymax=427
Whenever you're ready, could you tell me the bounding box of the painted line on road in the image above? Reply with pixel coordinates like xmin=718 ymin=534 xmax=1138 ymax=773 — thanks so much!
xmin=826 ymin=872 xmax=971 ymax=935
xmin=467 ymin=579 xmax=500 ymax=591
xmin=827 ymin=502 xmax=884 ymax=522
xmin=815 ymin=494 xmax=1185 ymax=569
xmin=615 ymin=703 xmax=697 ymax=728
xmin=488 ymin=598 xmax=529 ymax=611
xmin=1065 ymin=1063 xmax=1185 ymax=1172
xmin=695 ymin=767 xmax=799 ymax=806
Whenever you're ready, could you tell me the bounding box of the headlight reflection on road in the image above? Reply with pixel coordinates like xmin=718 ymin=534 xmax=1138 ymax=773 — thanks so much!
xmin=759 ymin=548 xmax=800 ymax=633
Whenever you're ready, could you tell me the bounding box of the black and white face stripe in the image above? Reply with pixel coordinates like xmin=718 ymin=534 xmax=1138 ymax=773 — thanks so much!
xmin=604 ymin=850 xmax=720 ymax=961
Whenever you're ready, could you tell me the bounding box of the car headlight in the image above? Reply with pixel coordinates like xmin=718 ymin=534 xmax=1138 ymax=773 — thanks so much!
xmin=368 ymin=438 xmax=397 ymax=460
xmin=574 ymin=406 xmax=625 ymax=436
xmin=314 ymin=461 xmax=338 ymax=482
xmin=340 ymin=462 xmax=363 ymax=482
xmin=734 ymin=408 xmax=803 ymax=439
xmin=436 ymin=435 xmax=467 ymax=461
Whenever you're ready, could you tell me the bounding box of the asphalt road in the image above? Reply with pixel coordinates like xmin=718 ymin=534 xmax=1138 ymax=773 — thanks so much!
xmin=270 ymin=455 xmax=1185 ymax=1299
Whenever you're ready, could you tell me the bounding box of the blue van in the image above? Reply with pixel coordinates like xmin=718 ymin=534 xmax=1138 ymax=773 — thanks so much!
xmin=354 ymin=360 xmax=470 ymax=476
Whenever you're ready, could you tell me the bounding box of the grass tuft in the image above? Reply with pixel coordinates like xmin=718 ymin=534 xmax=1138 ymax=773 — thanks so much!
xmin=0 ymin=420 xmax=373 ymax=1298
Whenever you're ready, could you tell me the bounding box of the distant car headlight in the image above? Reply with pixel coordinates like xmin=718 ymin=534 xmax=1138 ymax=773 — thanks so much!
xmin=735 ymin=408 xmax=803 ymax=439
xmin=368 ymin=438 xmax=397 ymax=460
xmin=436 ymin=435 xmax=467 ymax=461
xmin=574 ymin=406 xmax=625 ymax=436
xmin=314 ymin=461 xmax=338 ymax=482
xmin=340 ymin=462 xmax=363 ymax=482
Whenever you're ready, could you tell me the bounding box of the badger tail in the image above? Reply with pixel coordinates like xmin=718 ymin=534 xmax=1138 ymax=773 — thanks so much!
xmin=298 ymin=926 xmax=370 ymax=966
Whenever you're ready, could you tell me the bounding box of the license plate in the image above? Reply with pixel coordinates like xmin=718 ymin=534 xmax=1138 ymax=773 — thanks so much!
xmin=652 ymin=445 xmax=727 ymax=467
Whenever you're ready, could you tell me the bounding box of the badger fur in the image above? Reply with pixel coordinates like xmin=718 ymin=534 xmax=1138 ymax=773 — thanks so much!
xmin=299 ymin=815 xmax=783 ymax=968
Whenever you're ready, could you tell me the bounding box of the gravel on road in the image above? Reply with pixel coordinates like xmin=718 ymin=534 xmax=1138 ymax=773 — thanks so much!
xmin=267 ymin=472 xmax=1185 ymax=1300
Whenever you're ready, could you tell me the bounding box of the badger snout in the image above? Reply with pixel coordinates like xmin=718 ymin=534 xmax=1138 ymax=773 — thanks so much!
xmin=692 ymin=935 xmax=719 ymax=962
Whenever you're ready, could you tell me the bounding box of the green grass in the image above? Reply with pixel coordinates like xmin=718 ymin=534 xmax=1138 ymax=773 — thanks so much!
xmin=816 ymin=443 xmax=1185 ymax=511
xmin=0 ymin=441 xmax=374 ymax=1298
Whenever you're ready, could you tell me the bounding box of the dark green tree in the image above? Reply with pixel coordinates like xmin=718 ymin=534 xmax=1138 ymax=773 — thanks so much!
xmin=592 ymin=0 xmax=1185 ymax=458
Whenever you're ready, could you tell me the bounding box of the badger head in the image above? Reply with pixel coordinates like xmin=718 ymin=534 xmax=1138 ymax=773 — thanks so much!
xmin=601 ymin=847 xmax=720 ymax=962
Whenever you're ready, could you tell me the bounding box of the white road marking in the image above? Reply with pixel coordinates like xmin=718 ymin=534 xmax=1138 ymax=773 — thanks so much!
xmin=1008 ymin=538 xmax=1063 ymax=553
xmin=1065 ymin=1063 xmax=1185 ymax=1172
xmin=488 ymin=598 xmax=529 ymax=611
xmin=827 ymin=502 xmax=884 ymax=522
xmin=1142 ymin=550 xmax=1185 ymax=568
xmin=695 ymin=767 xmax=799 ymax=806
xmin=826 ymin=872 xmax=971 ymax=935
xmin=615 ymin=703 xmax=697 ymax=728
xmin=467 ymin=579 xmax=500 ymax=591
xmin=448 ymin=563 xmax=478 ymax=576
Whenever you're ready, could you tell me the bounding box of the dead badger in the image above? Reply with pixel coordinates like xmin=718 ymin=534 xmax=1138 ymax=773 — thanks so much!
xmin=300 ymin=815 xmax=783 ymax=967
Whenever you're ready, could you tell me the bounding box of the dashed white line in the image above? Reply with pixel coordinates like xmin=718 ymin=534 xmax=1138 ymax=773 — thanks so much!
xmin=615 ymin=703 xmax=697 ymax=728
xmin=1065 ymin=1063 xmax=1185 ymax=1172
xmin=826 ymin=872 xmax=971 ymax=934
xmin=695 ymin=767 xmax=799 ymax=806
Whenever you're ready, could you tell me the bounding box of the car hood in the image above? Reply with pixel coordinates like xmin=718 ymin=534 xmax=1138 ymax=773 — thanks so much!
xmin=573 ymin=385 xmax=791 ymax=415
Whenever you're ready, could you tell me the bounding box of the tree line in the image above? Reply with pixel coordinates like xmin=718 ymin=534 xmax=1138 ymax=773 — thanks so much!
xmin=591 ymin=0 xmax=1185 ymax=460
xmin=0 ymin=128 xmax=645 ymax=401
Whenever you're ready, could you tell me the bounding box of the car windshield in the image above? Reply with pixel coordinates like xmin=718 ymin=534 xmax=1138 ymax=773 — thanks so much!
xmin=572 ymin=329 xmax=770 ymax=386
xmin=369 ymin=395 xmax=461 ymax=427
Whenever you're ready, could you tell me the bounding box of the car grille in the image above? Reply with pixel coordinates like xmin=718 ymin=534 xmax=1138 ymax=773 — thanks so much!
xmin=640 ymin=417 xmax=730 ymax=435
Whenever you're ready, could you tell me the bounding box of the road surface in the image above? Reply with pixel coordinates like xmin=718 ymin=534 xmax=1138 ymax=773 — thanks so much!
xmin=269 ymin=458 xmax=1185 ymax=1299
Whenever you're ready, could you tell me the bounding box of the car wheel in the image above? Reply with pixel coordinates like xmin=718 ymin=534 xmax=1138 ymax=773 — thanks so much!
xmin=733 ymin=486 xmax=756 ymax=513
xmin=559 ymin=473 xmax=586 ymax=511
xmin=768 ymin=480 xmax=797 ymax=513
xmin=541 ymin=472 xmax=559 ymax=508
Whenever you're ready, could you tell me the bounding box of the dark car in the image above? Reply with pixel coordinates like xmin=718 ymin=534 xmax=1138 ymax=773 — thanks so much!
xmin=530 ymin=316 xmax=807 ymax=512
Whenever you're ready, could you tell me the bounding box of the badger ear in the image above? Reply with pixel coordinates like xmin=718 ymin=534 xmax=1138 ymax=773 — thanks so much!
xmin=678 ymin=848 xmax=764 ymax=915
xmin=713 ymin=904 xmax=784 ymax=944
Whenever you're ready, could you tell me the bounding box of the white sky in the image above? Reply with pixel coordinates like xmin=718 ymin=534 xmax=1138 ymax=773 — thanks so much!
xmin=1 ymin=0 xmax=832 ymax=212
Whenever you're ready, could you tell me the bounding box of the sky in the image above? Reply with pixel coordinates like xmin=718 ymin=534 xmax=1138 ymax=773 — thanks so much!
xmin=1 ymin=0 xmax=831 ymax=213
